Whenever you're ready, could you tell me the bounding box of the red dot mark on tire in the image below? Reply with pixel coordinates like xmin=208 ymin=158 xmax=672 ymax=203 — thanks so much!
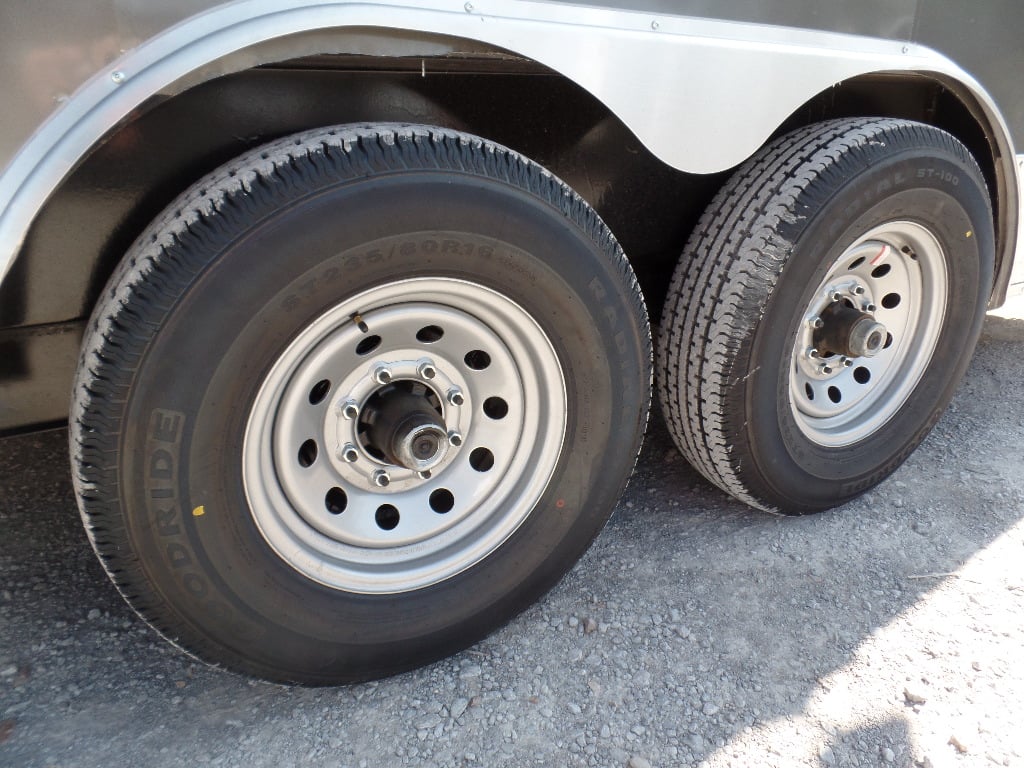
xmin=555 ymin=499 xmax=566 ymax=509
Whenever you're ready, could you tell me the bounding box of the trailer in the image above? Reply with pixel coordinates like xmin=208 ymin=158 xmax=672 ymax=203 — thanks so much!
xmin=1 ymin=0 xmax=1021 ymax=683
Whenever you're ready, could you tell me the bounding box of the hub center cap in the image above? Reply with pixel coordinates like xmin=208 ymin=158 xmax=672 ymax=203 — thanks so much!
xmin=815 ymin=302 xmax=887 ymax=360
xmin=363 ymin=383 xmax=449 ymax=472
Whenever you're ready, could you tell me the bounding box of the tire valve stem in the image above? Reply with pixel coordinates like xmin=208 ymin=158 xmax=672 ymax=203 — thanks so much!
xmin=350 ymin=312 xmax=369 ymax=334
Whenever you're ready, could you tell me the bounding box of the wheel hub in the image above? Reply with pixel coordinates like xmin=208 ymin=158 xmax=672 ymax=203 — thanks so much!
xmin=361 ymin=382 xmax=450 ymax=472
xmin=814 ymin=301 xmax=887 ymax=359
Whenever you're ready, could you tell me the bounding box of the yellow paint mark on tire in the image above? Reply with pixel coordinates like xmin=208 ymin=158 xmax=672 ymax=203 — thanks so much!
xmin=965 ymin=230 xmax=973 ymax=238
xmin=192 ymin=506 xmax=206 ymax=517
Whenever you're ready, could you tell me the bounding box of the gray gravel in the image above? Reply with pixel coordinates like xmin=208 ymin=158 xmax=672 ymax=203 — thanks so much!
xmin=3 ymin=310 xmax=1024 ymax=768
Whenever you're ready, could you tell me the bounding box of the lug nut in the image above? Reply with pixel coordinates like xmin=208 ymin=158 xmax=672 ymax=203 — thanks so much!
xmin=418 ymin=470 xmax=432 ymax=480
xmin=447 ymin=388 xmax=465 ymax=407
xmin=820 ymin=364 xmax=833 ymax=376
xmin=831 ymin=291 xmax=843 ymax=302
xmin=339 ymin=444 xmax=359 ymax=463
xmin=372 ymin=469 xmax=390 ymax=487
xmin=374 ymin=366 xmax=392 ymax=385
xmin=865 ymin=303 xmax=877 ymax=313
xmin=417 ymin=362 xmax=436 ymax=380
xmin=340 ymin=400 xmax=359 ymax=420
xmin=811 ymin=316 xmax=825 ymax=330
xmin=807 ymin=347 xmax=820 ymax=359
xmin=448 ymin=431 xmax=463 ymax=447
xmin=842 ymin=357 xmax=853 ymax=367
xmin=852 ymin=285 xmax=866 ymax=295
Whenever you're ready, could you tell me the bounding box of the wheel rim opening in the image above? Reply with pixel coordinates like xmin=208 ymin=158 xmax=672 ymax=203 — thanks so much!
xmin=429 ymin=488 xmax=455 ymax=514
xmin=416 ymin=325 xmax=444 ymax=343
xmin=469 ymin=447 xmax=495 ymax=472
xmin=375 ymin=504 xmax=400 ymax=530
xmin=355 ymin=335 xmax=382 ymax=356
xmin=325 ymin=487 xmax=347 ymax=515
xmin=464 ymin=350 xmax=491 ymax=370
xmin=308 ymin=379 xmax=332 ymax=405
xmin=483 ymin=397 xmax=509 ymax=420
xmin=298 ymin=439 xmax=318 ymax=468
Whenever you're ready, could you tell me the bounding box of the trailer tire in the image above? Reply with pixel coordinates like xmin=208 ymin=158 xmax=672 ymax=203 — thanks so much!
xmin=70 ymin=124 xmax=651 ymax=684
xmin=657 ymin=118 xmax=993 ymax=513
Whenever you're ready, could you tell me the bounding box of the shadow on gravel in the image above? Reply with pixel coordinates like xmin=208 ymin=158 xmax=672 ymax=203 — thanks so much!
xmin=2 ymin=315 xmax=1023 ymax=768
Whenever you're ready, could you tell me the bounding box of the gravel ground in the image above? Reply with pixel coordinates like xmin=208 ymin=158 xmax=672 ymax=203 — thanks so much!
xmin=2 ymin=308 xmax=1024 ymax=768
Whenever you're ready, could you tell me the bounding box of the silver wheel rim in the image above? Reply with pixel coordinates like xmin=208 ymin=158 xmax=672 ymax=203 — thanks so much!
xmin=243 ymin=277 xmax=566 ymax=594
xmin=789 ymin=221 xmax=948 ymax=447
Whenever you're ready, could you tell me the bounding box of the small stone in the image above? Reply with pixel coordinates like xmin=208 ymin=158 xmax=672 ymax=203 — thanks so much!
xmin=0 ymin=665 xmax=16 ymax=678
xmin=450 ymin=697 xmax=469 ymax=719
xmin=949 ymin=735 xmax=969 ymax=754
xmin=459 ymin=664 xmax=482 ymax=678
xmin=583 ymin=617 xmax=598 ymax=634
xmin=818 ymin=745 xmax=836 ymax=766
xmin=702 ymin=702 xmax=719 ymax=716
xmin=882 ymin=747 xmax=895 ymax=763
xmin=415 ymin=714 xmax=443 ymax=731
xmin=87 ymin=608 xmax=101 ymax=620
xmin=675 ymin=626 xmax=691 ymax=639
xmin=567 ymin=702 xmax=582 ymax=715
xmin=631 ymin=725 xmax=646 ymax=737
xmin=686 ymin=734 xmax=704 ymax=752
xmin=903 ymin=688 xmax=927 ymax=705
xmin=600 ymin=724 xmax=611 ymax=739
xmin=627 ymin=758 xmax=652 ymax=768
xmin=971 ymin=661 xmax=982 ymax=672
xmin=568 ymin=616 xmax=579 ymax=628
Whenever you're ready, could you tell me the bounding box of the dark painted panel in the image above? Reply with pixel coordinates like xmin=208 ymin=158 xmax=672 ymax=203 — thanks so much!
xmin=556 ymin=0 xmax=917 ymax=39
xmin=914 ymin=0 xmax=1024 ymax=148
xmin=0 ymin=321 xmax=82 ymax=432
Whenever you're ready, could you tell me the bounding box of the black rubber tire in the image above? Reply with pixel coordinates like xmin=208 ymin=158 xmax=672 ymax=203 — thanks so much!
xmin=70 ymin=124 xmax=651 ymax=684
xmin=657 ymin=118 xmax=993 ymax=514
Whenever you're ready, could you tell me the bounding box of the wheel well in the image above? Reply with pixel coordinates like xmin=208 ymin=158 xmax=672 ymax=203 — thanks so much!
xmin=0 ymin=57 xmax=718 ymax=331
xmin=1 ymin=63 xmax=1007 ymax=332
